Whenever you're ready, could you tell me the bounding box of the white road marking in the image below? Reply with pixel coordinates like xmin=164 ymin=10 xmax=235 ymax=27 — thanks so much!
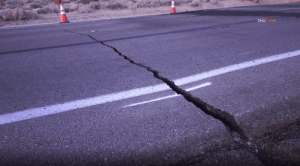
xmin=174 ymin=50 xmax=300 ymax=86
xmin=0 ymin=50 xmax=299 ymax=125
xmin=123 ymin=82 xmax=211 ymax=108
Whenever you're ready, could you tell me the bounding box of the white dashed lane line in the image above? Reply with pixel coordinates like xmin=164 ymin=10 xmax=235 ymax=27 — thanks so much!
xmin=0 ymin=50 xmax=299 ymax=125
xmin=123 ymin=82 xmax=212 ymax=108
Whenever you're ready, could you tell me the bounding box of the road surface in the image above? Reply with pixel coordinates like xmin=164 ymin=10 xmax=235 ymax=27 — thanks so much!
xmin=0 ymin=2 xmax=299 ymax=166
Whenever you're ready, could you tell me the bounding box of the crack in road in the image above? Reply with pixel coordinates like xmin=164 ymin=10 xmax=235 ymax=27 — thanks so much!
xmin=63 ymin=29 xmax=248 ymax=140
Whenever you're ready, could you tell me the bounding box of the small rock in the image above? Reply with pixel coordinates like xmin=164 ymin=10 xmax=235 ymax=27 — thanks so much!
xmin=234 ymin=137 xmax=241 ymax=142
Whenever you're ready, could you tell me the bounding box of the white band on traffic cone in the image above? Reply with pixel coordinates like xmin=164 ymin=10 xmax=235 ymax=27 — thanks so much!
xmin=60 ymin=4 xmax=64 ymax=10
xmin=172 ymin=1 xmax=175 ymax=7
xmin=60 ymin=4 xmax=66 ymax=14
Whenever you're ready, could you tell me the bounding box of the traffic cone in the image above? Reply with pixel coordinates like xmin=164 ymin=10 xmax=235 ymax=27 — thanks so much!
xmin=171 ymin=0 xmax=176 ymax=13
xmin=60 ymin=3 xmax=69 ymax=23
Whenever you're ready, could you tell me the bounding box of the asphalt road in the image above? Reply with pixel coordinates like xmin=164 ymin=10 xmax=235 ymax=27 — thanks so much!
xmin=0 ymin=2 xmax=300 ymax=166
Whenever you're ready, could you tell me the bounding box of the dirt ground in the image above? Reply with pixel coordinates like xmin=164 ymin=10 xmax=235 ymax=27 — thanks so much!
xmin=0 ymin=0 xmax=299 ymax=27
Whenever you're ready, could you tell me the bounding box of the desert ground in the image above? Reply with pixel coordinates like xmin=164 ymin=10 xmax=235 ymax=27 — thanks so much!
xmin=0 ymin=0 xmax=299 ymax=27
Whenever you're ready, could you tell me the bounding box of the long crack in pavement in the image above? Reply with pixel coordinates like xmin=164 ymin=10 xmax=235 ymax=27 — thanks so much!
xmin=63 ymin=29 xmax=247 ymax=140
xmin=63 ymin=29 xmax=300 ymax=166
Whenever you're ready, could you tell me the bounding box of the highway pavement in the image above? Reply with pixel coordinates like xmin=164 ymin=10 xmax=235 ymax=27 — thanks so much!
xmin=0 ymin=2 xmax=300 ymax=166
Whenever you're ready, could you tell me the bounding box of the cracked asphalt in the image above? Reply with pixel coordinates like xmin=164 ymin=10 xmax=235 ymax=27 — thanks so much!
xmin=0 ymin=2 xmax=300 ymax=166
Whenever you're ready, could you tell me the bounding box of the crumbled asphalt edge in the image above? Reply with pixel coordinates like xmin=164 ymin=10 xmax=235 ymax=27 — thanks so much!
xmin=63 ymin=29 xmax=248 ymax=141
xmin=176 ymin=121 xmax=300 ymax=166
xmin=251 ymin=121 xmax=300 ymax=166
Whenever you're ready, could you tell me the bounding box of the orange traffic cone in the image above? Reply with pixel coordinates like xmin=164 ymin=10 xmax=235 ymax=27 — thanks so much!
xmin=60 ymin=3 xmax=69 ymax=23
xmin=171 ymin=0 xmax=176 ymax=13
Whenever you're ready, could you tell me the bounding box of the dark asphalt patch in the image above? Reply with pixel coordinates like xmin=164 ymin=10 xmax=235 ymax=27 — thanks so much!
xmin=177 ymin=8 xmax=300 ymax=18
